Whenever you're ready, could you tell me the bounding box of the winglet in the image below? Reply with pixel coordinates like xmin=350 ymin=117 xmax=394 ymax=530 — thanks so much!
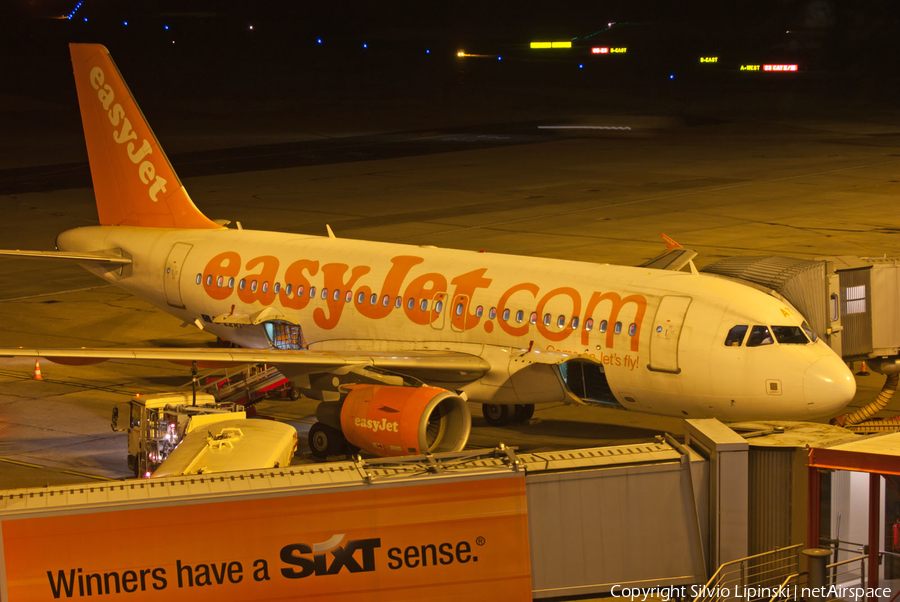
xmin=69 ymin=44 xmax=221 ymax=229
xmin=660 ymin=233 xmax=682 ymax=249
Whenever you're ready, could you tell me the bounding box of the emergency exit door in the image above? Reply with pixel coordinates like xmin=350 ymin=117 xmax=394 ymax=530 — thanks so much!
xmin=164 ymin=243 xmax=193 ymax=308
xmin=648 ymin=296 xmax=692 ymax=374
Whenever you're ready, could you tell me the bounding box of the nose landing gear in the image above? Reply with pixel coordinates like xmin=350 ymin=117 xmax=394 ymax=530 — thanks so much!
xmin=481 ymin=403 xmax=535 ymax=426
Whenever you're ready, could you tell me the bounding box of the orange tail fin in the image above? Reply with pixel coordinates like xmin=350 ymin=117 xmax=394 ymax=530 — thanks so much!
xmin=69 ymin=44 xmax=221 ymax=229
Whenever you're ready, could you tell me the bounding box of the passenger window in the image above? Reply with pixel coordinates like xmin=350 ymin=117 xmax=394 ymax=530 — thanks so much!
xmin=599 ymin=320 xmax=608 ymax=333
xmin=435 ymin=300 xmax=443 ymax=313
xmin=273 ymin=282 xmax=279 ymax=293
xmin=370 ymin=293 xmax=377 ymax=305
xmin=772 ymin=325 xmax=809 ymax=344
xmin=286 ymin=284 xmax=293 ymax=296
xmin=502 ymin=309 xmax=511 ymax=321
xmin=320 ymin=287 xmax=327 ymax=299
xmin=476 ymin=306 xmax=484 ymax=318
xmin=489 ymin=307 xmax=497 ymax=320
xmin=407 ymin=298 xmax=415 ymax=310
xmin=262 ymin=282 xmax=269 ymax=293
xmin=357 ymin=291 xmax=365 ymax=304
xmin=239 ymin=278 xmax=246 ymax=290
xmin=557 ymin=315 xmax=565 ymax=328
xmin=346 ymin=291 xmax=353 ymax=303
xmin=250 ymin=280 xmax=258 ymax=292
xmin=585 ymin=318 xmax=593 ymax=331
xmin=515 ymin=310 xmax=524 ymax=323
xmin=571 ymin=317 xmax=579 ymax=329
xmin=196 ymin=274 xmax=202 ymax=285
xmin=530 ymin=312 xmax=537 ymax=324
xmin=614 ymin=322 xmax=622 ymax=334
xmin=228 ymin=278 xmax=235 ymax=289
xmin=206 ymin=275 xmax=213 ymax=286
xmin=724 ymin=325 xmax=748 ymax=346
xmin=543 ymin=313 xmax=551 ymax=326
xmin=309 ymin=286 xmax=316 ymax=297
xmin=382 ymin=295 xmax=390 ymax=307
xmin=457 ymin=303 xmax=465 ymax=316
xmin=628 ymin=323 xmax=636 ymax=336
xmin=217 ymin=276 xmax=224 ymax=287
xmin=746 ymin=325 xmax=774 ymax=347
xmin=297 ymin=285 xmax=304 ymax=296
xmin=395 ymin=296 xmax=402 ymax=308
xmin=333 ymin=289 xmax=340 ymax=301
xmin=420 ymin=299 xmax=428 ymax=311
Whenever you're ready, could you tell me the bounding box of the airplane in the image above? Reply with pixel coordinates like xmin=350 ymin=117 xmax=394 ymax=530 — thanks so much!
xmin=0 ymin=44 xmax=856 ymax=459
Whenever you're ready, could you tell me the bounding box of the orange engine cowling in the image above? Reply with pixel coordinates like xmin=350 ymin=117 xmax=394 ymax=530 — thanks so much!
xmin=339 ymin=385 xmax=471 ymax=457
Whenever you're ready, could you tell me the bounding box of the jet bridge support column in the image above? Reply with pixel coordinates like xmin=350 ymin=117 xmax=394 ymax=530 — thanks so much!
xmin=684 ymin=419 xmax=749 ymax=574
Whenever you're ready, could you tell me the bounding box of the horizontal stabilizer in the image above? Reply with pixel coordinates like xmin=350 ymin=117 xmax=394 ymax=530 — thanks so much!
xmin=0 ymin=249 xmax=132 ymax=265
xmin=639 ymin=248 xmax=698 ymax=271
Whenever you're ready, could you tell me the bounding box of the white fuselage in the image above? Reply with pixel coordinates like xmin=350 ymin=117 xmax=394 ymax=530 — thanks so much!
xmin=57 ymin=226 xmax=855 ymax=421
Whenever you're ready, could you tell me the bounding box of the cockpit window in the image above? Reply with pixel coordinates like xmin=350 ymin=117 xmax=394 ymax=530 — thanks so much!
xmin=800 ymin=320 xmax=818 ymax=343
xmin=772 ymin=325 xmax=810 ymax=345
xmin=746 ymin=325 xmax=774 ymax=347
xmin=725 ymin=325 xmax=748 ymax=347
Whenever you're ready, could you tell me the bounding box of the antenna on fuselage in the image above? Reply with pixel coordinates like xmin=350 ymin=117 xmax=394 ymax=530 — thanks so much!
xmin=326 ymin=224 xmax=336 ymax=238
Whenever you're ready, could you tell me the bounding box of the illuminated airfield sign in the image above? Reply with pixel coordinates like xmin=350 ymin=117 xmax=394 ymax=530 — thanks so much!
xmin=591 ymin=47 xmax=626 ymax=54
xmin=530 ymin=41 xmax=572 ymax=49
xmin=763 ymin=64 xmax=798 ymax=71
xmin=700 ymin=57 xmax=718 ymax=63
xmin=740 ymin=64 xmax=760 ymax=71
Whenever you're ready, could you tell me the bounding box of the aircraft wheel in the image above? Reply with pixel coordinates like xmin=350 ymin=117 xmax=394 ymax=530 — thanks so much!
xmin=309 ymin=423 xmax=345 ymax=459
xmin=512 ymin=404 xmax=535 ymax=423
xmin=482 ymin=403 xmax=512 ymax=427
xmin=290 ymin=387 xmax=302 ymax=401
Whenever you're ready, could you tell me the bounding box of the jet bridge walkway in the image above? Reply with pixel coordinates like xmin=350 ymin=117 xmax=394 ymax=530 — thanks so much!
xmin=0 ymin=422 xmax=748 ymax=601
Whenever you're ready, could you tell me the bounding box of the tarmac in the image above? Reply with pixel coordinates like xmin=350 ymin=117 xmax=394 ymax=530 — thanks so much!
xmin=1 ymin=58 xmax=900 ymax=489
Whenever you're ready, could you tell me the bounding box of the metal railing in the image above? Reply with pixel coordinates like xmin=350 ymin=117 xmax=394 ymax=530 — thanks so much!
xmin=694 ymin=545 xmax=874 ymax=602
xmin=693 ymin=545 xmax=803 ymax=602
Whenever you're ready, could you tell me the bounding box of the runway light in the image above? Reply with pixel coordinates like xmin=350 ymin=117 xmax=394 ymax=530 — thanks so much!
xmin=123 ymin=21 xmax=128 ymax=26
xmin=579 ymin=63 xmax=584 ymax=69
xmin=164 ymin=24 xmax=169 ymax=30
xmin=669 ymin=74 xmax=674 ymax=79
xmin=317 ymin=38 xmax=322 ymax=44
xmin=426 ymin=49 xmax=430 ymax=54
xmin=497 ymin=56 xmax=502 ymax=61
xmin=457 ymin=50 xmax=465 ymax=57
xmin=363 ymin=43 xmax=368 ymax=48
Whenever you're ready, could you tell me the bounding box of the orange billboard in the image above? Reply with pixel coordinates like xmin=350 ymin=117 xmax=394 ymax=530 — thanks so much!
xmin=1 ymin=475 xmax=531 ymax=601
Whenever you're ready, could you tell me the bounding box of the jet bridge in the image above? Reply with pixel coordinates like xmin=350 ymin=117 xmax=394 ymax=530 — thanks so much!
xmin=702 ymin=255 xmax=900 ymax=364
xmin=0 ymin=421 xmax=759 ymax=601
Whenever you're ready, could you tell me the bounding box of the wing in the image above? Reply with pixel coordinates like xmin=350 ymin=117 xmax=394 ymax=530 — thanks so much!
xmin=0 ymin=250 xmax=131 ymax=265
xmin=0 ymin=347 xmax=489 ymax=383
xmin=638 ymin=247 xmax=698 ymax=271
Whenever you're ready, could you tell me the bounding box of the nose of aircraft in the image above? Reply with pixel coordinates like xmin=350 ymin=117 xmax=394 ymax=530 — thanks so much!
xmin=804 ymin=355 xmax=856 ymax=415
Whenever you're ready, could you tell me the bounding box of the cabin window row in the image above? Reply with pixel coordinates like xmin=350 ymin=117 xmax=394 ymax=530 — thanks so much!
xmin=195 ymin=274 xmax=638 ymax=335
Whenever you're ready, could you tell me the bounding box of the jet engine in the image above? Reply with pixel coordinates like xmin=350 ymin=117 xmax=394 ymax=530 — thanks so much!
xmin=337 ymin=385 xmax=471 ymax=457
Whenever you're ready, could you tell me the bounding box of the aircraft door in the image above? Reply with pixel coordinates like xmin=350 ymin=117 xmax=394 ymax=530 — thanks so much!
xmin=648 ymin=295 xmax=692 ymax=374
xmin=431 ymin=292 xmax=447 ymax=330
xmin=450 ymin=294 xmax=470 ymax=333
xmin=164 ymin=243 xmax=193 ymax=308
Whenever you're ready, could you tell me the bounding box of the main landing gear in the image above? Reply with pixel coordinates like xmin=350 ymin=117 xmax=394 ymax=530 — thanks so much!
xmin=481 ymin=403 xmax=535 ymax=427
xmin=308 ymin=423 xmax=346 ymax=459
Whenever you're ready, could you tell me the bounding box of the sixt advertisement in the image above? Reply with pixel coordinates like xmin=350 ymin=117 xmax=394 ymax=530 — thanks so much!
xmin=1 ymin=476 xmax=531 ymax=601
